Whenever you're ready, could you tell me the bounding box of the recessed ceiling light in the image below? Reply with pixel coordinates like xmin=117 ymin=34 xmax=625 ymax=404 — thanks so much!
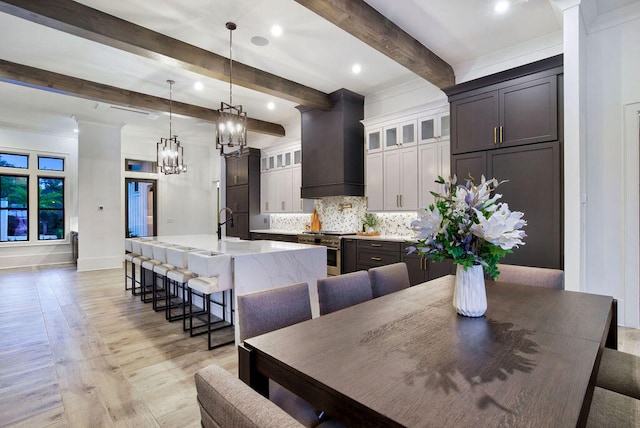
xmin=494 ymin=1 xmax=509 ymax=14
xmin=251 ymin=36 xmax=269 ymax=46
xmin=352 ymin=64 xmax=362 ymax=74
xmin=270 ymin=25 xmax=283 ymax=37
xmin=267 ymin=102 xmax=276 ymax=110
xmin=194 ymin=81 xmax=204 ymax=91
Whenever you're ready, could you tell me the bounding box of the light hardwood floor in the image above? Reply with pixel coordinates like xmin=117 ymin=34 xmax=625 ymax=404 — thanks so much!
xmin=1 ymin=264 xmax=639 ymax=427
xmin=0 ymin=264 xmax=236 ymax=427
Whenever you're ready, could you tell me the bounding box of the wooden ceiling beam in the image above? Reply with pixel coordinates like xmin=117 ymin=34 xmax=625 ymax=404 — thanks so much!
xmin=294 ymin=0 xmax=455 ymax=89
xmin=0 ymin=59 xmax=286 ymax=137
xmin=0 ymin=0 xmax=333 ymax=110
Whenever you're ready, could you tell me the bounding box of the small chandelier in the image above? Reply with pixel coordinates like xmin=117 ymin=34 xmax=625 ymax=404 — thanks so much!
xmin=157 ymin=79 xmax=187 ymax=175
xmin=215 ymin=22 xmax=247 ymax=156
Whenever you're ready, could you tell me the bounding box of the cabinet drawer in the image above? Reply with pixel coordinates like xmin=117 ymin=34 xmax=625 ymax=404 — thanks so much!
xmin=357 ymin=240 xmax=402 ymax=253
xmin=357 ymin=249 xmax=401 ymax=267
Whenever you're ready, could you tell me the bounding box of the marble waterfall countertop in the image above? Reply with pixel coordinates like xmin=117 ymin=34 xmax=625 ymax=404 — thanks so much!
xmin=155 ymin=234 xmax=326 ymax=344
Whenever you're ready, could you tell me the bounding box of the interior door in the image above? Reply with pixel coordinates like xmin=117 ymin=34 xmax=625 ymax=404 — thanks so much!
xmin=125 ymin=178 xmax=157 ymax=238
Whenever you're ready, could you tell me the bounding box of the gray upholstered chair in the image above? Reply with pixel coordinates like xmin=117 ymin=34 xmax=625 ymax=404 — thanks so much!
xmin=586 ymin=386 xmax=640 ymax=427
xmin=368 ymin=262 xmax=410 ymax=298
xmin=195 ymin=364 xmax=304 ymax=428
xmin=237 ymin=283 xmax=321 ymax=427
xmin=317 ymin=271 xmax=373 ymax=315
xmin=596 ymin=347 xmax=640 ymax=400
xmin=496 ymin=263 xmax=564 ymax=289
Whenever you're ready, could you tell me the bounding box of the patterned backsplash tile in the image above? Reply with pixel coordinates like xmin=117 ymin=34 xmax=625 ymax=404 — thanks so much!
xmin=270 ymin=196 xmax=421 ymax=238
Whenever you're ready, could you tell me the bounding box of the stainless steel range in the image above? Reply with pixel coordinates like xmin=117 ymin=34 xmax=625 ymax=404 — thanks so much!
xmin=297 ymin=231 xmax=356 ymax=276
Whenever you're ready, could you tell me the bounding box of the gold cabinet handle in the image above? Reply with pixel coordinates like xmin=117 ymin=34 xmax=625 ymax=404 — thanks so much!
xmin=493 ymin=127 xmax=497 ymax=144
xmin=371 ymin=243 xmax=382 ymax=247
xmin=371 ymin=257 xmax=382 ymax=261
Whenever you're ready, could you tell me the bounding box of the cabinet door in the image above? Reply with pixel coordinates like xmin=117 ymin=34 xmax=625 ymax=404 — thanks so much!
xmin=419 ymin=144 xmax=439 ymax=209
xmin=499 ymin=75 xmax=557 ymax=148
xmin=366 ymin=152 xmax=384 ymax=211
xmin=291 ymin=166 xmax=303 ymax=213
xmin=260 ymin=172 xmax=274 ymax=213
xmin=451 ymin=151 xmax=487 ymax=185
xmin=488 ymin=142 xmax=561 ymax=269
xmin=403 ymin=253 xmax=428 ymax=286
xmin=383 ymin=150 xmax=401 ymax=210
xmin=419 ymin=112 xmax=450 ymax=144
xmin=384 ymin=125 xmax=399 ymax=150
xmin=400 ymin=120 xmax=417 ymax=147
xmin=226 ymin=155 xmax=249 ymax=185
xmin=274 ymin=168 xmax=293 ymax=212
xmin=399 ymin=147 xmax=418 ymax=210
xmin=226 ymin=185 xmax=249 ymax=213
xmin=451 ymin=91 xmax=499 ymax=154
xmin=367 ymin=129 xmax=382 ymax=153
xmin=226 ymin=213 xmax=249 ymax=240
xmin=426 ymin=259 xmax=454 ymax=281
xmin=341 ymin=238 xmax=358 ymax=274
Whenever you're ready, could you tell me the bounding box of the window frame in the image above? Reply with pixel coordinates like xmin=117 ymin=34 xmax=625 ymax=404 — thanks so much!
xmin=0 ymin=173 xmax=30 ymax=242
xmin=37 ymin=176 xmax=65 ymax=241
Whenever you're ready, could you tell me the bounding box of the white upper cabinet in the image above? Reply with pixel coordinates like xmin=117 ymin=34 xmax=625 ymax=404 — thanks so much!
xmin=383 ymin=146 xmax=418 ymax=211
xmin=383 ymin=120 xmax=417 ymax=151
xmin=419 ymin=111 xmax=450 ymax=144
xmin=366 ymin=128 xmax=382 ymax=153
xmin=365 ymin=152 xmax=384 ymax=211
xmin=261 ymin=142 xmax=310 ymax=213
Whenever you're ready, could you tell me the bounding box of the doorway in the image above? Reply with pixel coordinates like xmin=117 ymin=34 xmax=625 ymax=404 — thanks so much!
xmin=125 ymin=178 xmax=157 ymax=238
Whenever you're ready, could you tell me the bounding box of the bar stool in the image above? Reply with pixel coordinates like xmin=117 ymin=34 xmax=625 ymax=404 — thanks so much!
xmin=124 ymin=238 xmax=136 ymax=291
xmin=165 ymin=246 xmax=196 ymax=323
xmin=130 ymin=238 xmax=153 ymax=296
xmin=186 ymin=251 xmax=234 ymax=350
xmin=140 ymin=241 xmax=162 ymax=303
xmin=151 ymin=243 xmax=176 ymax=312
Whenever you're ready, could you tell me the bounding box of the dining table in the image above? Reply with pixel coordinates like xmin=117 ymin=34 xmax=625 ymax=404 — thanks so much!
xmin=239 ymin=275 xmax=616 ymax=427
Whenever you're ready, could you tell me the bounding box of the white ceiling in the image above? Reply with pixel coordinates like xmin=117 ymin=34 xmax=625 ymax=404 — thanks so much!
xmin=0 ymin=0 xmax=637 ymax=144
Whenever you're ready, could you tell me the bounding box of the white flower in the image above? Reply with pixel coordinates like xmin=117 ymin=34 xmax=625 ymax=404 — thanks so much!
xmin=470 ymin=203 xmax=527 ymax=250
xmin=410 ymin=206 xmax=442 ymax=240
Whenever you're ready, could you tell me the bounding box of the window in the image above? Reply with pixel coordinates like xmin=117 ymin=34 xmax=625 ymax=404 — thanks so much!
xmin=0 ymin=153 xmax=28 ymax=169
xmin=38 ymin=156 xmax=64 ymax=171
xmin=0 ymin=175 xmax=29 ymax=241
xmin=38 ymin=177 xmax=64 ymax=240
xmin=125 ymin=159 xmax=156 ymax=173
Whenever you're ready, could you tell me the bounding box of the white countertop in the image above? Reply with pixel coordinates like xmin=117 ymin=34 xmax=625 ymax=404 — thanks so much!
xmin=155 ymin=234 xmax=321 ymax=255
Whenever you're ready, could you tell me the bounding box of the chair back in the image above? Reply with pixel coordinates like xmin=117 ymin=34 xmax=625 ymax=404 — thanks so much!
xmin=188 ymin=252 xmax=233 ymax=290
xmin=195 ymin=364 xmax=303 ymax=428
xmin=166 ymin=246 xmax=191 ymax=269
xmin=368 ymin=262 xmax=411 ymax=298
xmin=317 ymin=271 xmax=373 ymax=315
xmin=152 ymin=244 xmax=172 ymax=264
xmin=140 ymin=241 xmax=157 ymax=259
xmin=124 ymin=238 xmax=134 ymax=252
xmin=237 ymin=283 xmax=311 ymax=343
xmin=496 ymin=264 xmax=564 ymax=289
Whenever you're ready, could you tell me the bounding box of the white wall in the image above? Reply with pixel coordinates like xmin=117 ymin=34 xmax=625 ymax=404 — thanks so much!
xmin=0 ymin=126 xmax=77 ymax=268
xmin=585 ymin=15 xmax=640 ymax=327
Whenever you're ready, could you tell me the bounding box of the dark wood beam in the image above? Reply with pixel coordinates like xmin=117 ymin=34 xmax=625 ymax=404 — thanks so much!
xmin=0 ymin=59 xmax=286 ymax=137
xmin=0 ymin=0 xmax=333 ymax=110
xmin=294 ymin=0 xmax=455 ymax=89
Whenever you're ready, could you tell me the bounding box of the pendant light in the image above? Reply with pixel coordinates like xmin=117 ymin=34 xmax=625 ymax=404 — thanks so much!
xmin=215 ymin=22 xmax=247 ymax=156
xmin=157 ymin=79 xmax=187 ymax=175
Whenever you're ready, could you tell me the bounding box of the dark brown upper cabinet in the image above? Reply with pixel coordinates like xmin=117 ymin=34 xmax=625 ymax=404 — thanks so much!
xmin=449 ymin=58 xmax=560 ymax=155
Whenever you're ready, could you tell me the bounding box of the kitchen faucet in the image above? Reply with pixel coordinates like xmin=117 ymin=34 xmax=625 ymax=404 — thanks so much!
xmin=217 ymin=207 xmax=234 ymax=240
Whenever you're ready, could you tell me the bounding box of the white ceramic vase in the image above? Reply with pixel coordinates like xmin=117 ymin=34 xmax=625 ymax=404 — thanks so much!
xmin=453 ymin=264 xmax=487 ymax=317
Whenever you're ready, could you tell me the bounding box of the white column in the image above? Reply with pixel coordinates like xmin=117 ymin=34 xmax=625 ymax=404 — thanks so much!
xmin=556 ymin=0 xmax=587 ymax=292
xmin=76 ymin=119 xmax=124 ymax=271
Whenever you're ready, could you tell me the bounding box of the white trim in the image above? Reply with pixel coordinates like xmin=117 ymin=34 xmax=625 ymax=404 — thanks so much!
xmin=623 ymin=102 xmax=640 ymax=328
xmin=76 ymin=255 xmax=122 ymax=272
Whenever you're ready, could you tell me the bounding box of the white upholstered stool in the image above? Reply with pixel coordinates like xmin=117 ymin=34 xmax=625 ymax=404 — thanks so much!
xmin=165 ymin=246 xmax=196 ymax=324
xmin=186 ymin=252 xmax=234 ymax=350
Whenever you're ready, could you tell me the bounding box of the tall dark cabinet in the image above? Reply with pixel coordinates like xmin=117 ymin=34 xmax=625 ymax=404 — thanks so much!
xmin=445 ymin=55 xmax=563 ymax=270
xmin=225 ymin=147 xmax=260 ymax=240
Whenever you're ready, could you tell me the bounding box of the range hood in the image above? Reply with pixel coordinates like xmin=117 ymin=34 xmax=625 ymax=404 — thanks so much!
xmin=296 ymin=89 xmax=365 ymax=199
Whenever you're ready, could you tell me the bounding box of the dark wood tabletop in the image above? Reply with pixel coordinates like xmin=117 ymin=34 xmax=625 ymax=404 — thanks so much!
xmin=240 ymin=275 xmax=615 ymax=427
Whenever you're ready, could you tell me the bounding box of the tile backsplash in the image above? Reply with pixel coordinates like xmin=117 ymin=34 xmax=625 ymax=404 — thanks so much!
xmin=269 ymin=196 xmax=421 ymax=237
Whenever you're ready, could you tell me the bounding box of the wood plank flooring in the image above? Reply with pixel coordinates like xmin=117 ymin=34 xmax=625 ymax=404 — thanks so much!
xmin=0 ymin=264 xmax=236 ymax=427
xmin=1 ymin=264 xmax=639 ymax=427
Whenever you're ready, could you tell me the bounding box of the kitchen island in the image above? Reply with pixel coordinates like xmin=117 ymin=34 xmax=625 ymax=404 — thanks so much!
xmin=154 ymin=235 xmax=326 ymax=344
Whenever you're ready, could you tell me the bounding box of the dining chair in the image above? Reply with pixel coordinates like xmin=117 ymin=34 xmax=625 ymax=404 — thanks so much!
xmin=237 ymin=283 xmax=323 ymax=427
xmin=496 ymin=264 xmax=564 ymax=289
xmin=586 ymin=386 xmax=640 ymax=427
xmin=195 ymin=364 xmax=304 ymax=428
xmin=186 ymin=251 xmax=234 ymax=350
xmin=368 ymin=262 xmax=410 ymax=298
xmin=596 ymin=347 xmax=640 ymax=400
xmin=317 ymin=271 xmax=373 ymax=315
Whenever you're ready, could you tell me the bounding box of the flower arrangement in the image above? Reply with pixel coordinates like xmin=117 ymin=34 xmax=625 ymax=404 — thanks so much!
xmin=408 ymin=175 xmax=526 ymax=279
